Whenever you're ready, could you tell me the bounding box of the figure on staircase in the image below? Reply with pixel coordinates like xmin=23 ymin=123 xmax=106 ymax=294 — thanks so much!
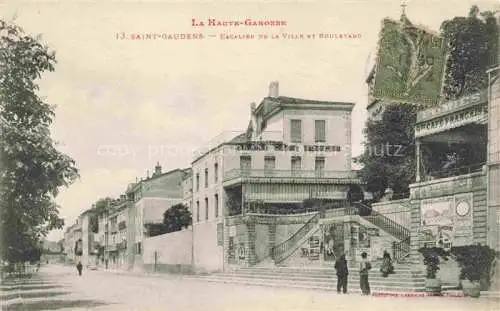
xmin=359 ymin=252 xmax=372 ymax=295
xmin=380 ymin=250 xmax=394 ymax=277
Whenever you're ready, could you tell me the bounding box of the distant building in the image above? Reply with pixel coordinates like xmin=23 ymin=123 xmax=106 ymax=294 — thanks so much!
xmin=126 ymin=165 xmax=185 ymax=271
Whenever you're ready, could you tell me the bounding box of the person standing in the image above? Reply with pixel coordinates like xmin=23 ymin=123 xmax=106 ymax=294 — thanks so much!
xmin=334 ymin=254 xmax=349 ymax=294
xmin=359 ymin=252 xmax=371 ymax=295
xmin=76 ymin=261 xmax=83 ymax=276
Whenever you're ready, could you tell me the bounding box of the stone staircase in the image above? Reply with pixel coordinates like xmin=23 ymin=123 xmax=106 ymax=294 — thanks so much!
xmin=194 ymin=263 xmax=426 ymax=293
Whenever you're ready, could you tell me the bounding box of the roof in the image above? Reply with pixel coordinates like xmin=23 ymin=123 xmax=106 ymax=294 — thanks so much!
xmin=229 ymin=132 xmax=250 ymax=144
xmin=262 ymin=96 xmax=355 ymax=108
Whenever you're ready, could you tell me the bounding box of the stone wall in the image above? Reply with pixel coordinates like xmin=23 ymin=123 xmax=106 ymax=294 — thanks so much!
xmin=409 ymin=172 xmax=487 ymax=271
xmin=372 ymin=199 xmax=412 ymax=228
xmin=142 ymin=228 xmax=193 ymax=274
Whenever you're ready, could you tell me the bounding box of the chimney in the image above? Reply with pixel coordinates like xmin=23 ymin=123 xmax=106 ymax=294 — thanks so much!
xmin=268 ymin=81 xmax=279 ymax=98
xmin=154 ymin=162 xmax=162 ymax=176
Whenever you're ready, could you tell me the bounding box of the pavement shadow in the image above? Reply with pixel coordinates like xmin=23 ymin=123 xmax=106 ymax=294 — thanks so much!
xmin=1 ymin=291 xmax=70 ymax=301
xmin=2 ymin=285 xmax=62 ymax=291
xmin=3 ymin=299 xmax=110 ymax=311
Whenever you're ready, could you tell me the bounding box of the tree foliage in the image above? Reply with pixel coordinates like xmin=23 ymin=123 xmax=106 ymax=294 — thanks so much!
xmin=144 ymin=204 xmax=192 ymax=237
xmin=356 ymin=104 xmax=418 ymax=199
xmin=144 ymin=223 xmax=168 ymax=237
xmin=441 ymin=6 xmax=498 ymax=100
xmin=163 ymin=204 xmax=192 ymax=233
xmin=92 ymin=197 xmax=113 ymax=215
xmin=0 ymin=20 xmax=79 ymax=263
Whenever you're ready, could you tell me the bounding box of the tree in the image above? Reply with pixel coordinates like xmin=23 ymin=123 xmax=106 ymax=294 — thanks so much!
xmin=441 ymin=6 xmax=498 ymax=100
xmin=92 ymin=197 xmax=113 ymax=215
xmin=356 ymin=104 xmax=418 ymax=200
xmin=162 ymin=204 xmax=192 ymax=233
xmin=0 ymin=20 xmax=79 ymax=264
xmin=144 ymin=223 xmax=167 ymax=237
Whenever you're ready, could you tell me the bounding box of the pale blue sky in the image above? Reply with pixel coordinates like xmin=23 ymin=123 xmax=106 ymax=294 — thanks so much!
xmin=0 ymin=0 xmax=496 ymax=241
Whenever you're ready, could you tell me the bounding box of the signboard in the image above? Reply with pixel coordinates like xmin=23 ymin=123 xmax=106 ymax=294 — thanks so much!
xmin=358 ymin=227 xmax=370 ymax=248
xmin=417 ymin=91 xmax=486 ymax=122
xmin=234 ymin=142 xmax=341 ymax=153
xmin=217 ymin=223 xmax=223 ymax=246
xmin=373 ymin=18 xmax=446 ymax=105
xmin=308 ymin=235 xmax=320 ymax=260
xmin=228 ymin=237 xmax=235 ymax=262
xmin=229 ymin=225 xmax=236 ymax=237
xmin=421 ymin=196 xmax=453 ymax=226
xmin=452 ymin=193 xmax=473 ymax=247
xmin=420 ymin=194 xmax=474 ymax=248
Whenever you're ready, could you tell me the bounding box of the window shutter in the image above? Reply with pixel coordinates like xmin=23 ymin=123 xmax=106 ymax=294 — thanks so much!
xmin=290 ymin=120 xmax=302 ymax=143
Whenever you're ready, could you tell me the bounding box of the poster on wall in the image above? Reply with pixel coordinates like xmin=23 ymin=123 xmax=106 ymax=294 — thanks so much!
xmin=228 ymin=237 xmax=235 ymax=262
xmin=452 ymin=193 xmax=474 ymax=246
xmin=358 ymin=227 xmax=370 ymax=248
xmin=308 ymin=236 xmax=320 ymax=260
xmin=323 ymin=223 xmax=344 ymax=261
xmin=421 ymin=196 xmax=453 ymax=226
xmin=420 ymin=196 xmax=453 ymax=248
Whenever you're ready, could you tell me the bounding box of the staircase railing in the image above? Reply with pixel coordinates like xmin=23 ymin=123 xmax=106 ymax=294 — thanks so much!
xmin=271 ymin=213 xmax=320 ymax=264
xmin=352 ymin=201 xmax=411 ymax=261
xmin=392 ymin=237 xmax=411 ymax=262
xmin=353 ymin=202 xmax=410 ymax=241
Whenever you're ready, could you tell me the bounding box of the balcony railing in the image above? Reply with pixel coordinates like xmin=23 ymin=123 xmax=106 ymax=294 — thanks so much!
xmin=244 ymin=200 xmax=351 ymax=215
xmin=224 ymin=169 xmax=358 ymax=181
xmin=423 ymin=162 xmax=486 ymax=181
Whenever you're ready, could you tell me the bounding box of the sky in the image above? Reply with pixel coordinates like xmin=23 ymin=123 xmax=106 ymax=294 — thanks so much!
xmin=0 ymin=0 xmax=497 ymax=241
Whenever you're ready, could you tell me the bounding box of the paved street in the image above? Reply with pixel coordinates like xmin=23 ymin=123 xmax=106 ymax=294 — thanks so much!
xmin=1 ymin=264 xmax=498 ymax=311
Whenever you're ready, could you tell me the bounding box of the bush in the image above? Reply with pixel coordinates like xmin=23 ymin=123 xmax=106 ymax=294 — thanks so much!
xmin=418 ymin=247 xmax=450 ymax=279
xmin=451 ymin=244 xmax=496 ymax=289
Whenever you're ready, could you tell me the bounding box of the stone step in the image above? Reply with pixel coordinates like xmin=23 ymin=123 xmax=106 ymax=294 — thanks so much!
xmin=237 ymin=266 xmax=411 ymax=272
xmin=231 ymin=269 xmax=425 ymax=279
xmin=207 ymin=274 xmax=424 ymax=287
xmin=194 ymin=276 xmax=425 ymax=292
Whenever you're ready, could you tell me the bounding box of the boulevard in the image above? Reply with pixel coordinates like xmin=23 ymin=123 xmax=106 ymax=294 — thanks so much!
xmin=1 ymin=265 xmax=497 ymax=311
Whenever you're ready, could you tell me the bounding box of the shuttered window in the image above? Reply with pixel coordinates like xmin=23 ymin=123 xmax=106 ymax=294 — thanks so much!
xmin=315 ymin=157 xmax=325 ymax=176
xmin=215 ymin=194 xmax=219 ymax=218
xmin=205 ymin=197 xmax=209 ymax=221
xmin=196 ymin=201 xmax=200 ymax=223
xmin=290 ymin=119 xmax=302 ymax=143
xmin=240 ymin=155 xmax=252 ymax=170
xmin=291 ymin=156 xmax=301 ymax=171
xmin=315 ymin=120 xmax=326 ymax=142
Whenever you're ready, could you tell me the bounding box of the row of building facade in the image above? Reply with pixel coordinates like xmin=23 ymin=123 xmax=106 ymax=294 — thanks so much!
xmin=63 ymin=81 xmax=366 ymax=272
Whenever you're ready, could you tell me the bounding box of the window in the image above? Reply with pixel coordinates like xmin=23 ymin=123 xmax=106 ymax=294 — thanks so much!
xmin=196 ymin=201 xmax=200 ymax=223
xmin=214 ymin=194 xmax=219 ymax=218
xmin=315 ymin=120 xmax=326 ymax=142
xmin=205 ymin=197 xmax=209 ymax=221
xmin=290 ymin=119 xmax=302 ymax=143
xmin=204 ymin=168 xmax=208 ymax=188
xmin=264 ymin=156 xmax=276 ymax=175
xmin=214 ymin=163 xmax=219 ymax=183
xmin=291 ymin=156 xmax=301 ymax=175
xmin=315 ymin=157 xmax=325 ymax=177
xmin=240 ymin=155 xmax=252 ymax=171
xmin=196 ymin=173 xmax=200 ymax=191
